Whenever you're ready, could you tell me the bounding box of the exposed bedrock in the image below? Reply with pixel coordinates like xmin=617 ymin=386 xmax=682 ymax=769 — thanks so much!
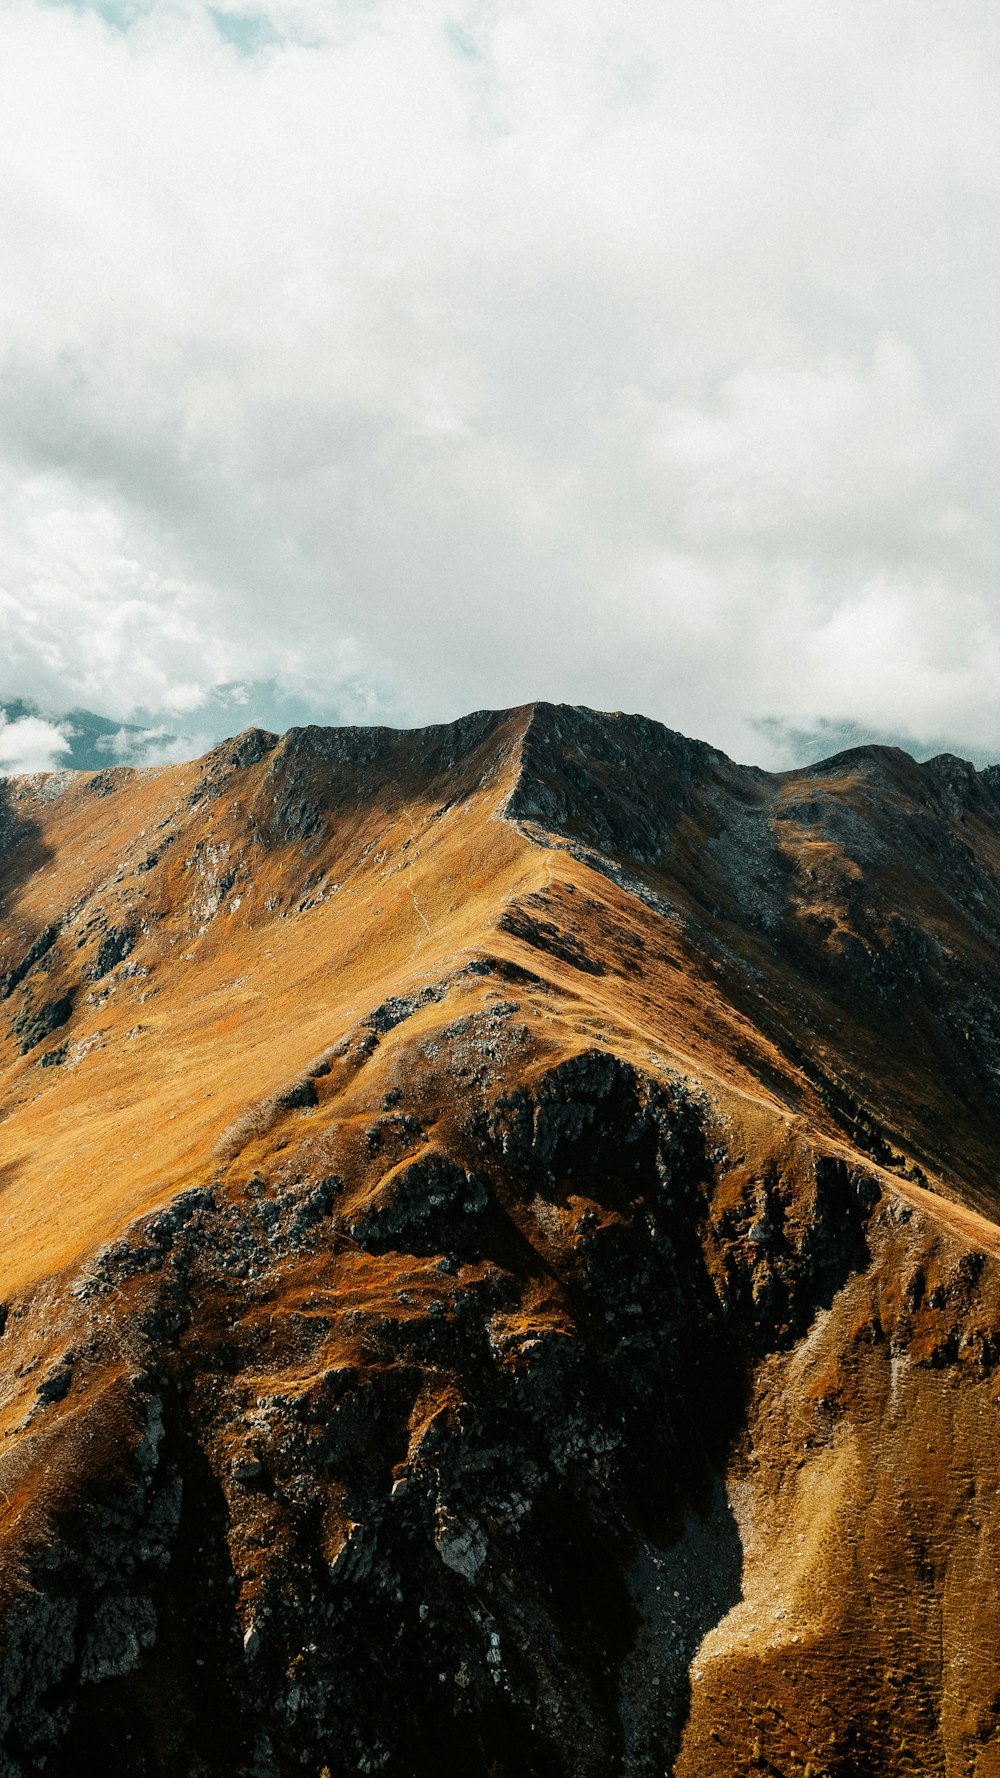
xmin=0 ymin=1045 xmax=970 ymax=1778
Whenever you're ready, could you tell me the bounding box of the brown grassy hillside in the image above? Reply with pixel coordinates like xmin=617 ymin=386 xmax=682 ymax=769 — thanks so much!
xmin=0 ymin=703 xmax=999 ymax=1776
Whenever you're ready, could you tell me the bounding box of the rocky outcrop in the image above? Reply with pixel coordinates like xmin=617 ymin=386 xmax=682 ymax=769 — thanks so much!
xmin=0 ymin=1037 xmax=917 ymax=1778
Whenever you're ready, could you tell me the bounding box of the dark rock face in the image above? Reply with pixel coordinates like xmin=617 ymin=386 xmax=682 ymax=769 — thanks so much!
xmin=0 ymin=922 xmax=58 ymax=999
xmin=505 ymin=702 xmax=740 ymax=870
xmin=225 ymin=728 xmax=279 ymax=771
xmin=10 ymin=992 xmax=73 ymax=1053
xmin=346 ymin=1151 xmax=489 ymax=1256
xmin=92 ymin=925 xmax=136 ymax=980
xmin=0 ymin=1040 xmax=900 ymax=1778
xmin=0 ymin=1383 xmax=183 ymax=1775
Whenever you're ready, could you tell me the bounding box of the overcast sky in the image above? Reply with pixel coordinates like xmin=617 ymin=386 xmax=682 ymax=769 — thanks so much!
xmin=0 ymin=0 xmax=999 ymax=772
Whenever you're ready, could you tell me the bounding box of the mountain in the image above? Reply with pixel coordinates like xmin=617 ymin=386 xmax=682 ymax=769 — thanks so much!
xmin=0 ymin=697 xmax=157 ymax=772
xmin=0 ymin=701 xmax=999 ymax=1776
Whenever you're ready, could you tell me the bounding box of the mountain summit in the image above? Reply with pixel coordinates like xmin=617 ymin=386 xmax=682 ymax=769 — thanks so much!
xmin=0 ymin=702 xmax=999 ymax=1775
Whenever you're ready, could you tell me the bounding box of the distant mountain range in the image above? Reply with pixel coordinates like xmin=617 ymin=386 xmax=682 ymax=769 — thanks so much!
xmin=0 ymin=683 xmax=367 ymax=774
xmin=0 ymin=695 xmax=164 ymax=770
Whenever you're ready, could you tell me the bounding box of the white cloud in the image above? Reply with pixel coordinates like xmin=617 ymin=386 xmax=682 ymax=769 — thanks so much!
xmin=645 ymin=337 xmax=950 ymax=544
xmin=0 ymin=0 xmax=997 ymax=763
xmin=0 ymin=711 xmax=71 ymax=775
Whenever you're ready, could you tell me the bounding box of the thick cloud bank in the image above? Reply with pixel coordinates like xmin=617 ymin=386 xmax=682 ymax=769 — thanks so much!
xmin=0 ymin=712 xmax=70 ymax=776
xmin=0 ymin=0 xmax=998 ymax=764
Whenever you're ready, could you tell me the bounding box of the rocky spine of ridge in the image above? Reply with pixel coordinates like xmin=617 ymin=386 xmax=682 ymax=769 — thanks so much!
xmin=0 ymin=705 xmax=998 ymax=1775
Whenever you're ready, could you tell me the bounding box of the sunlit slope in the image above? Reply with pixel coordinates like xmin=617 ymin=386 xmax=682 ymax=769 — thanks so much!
xmin=0 ymin=711 xmax=542 ymax=1283
xmin=0 ymin=705 xmax=833 ymax=1287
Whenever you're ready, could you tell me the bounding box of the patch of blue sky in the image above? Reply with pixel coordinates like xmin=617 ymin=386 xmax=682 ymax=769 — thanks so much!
xmin=41 ymin=0 xmax=156 ymax=31
xmin=208 ymin=6 xmax=283 ymax=55
xmin=443 ymin=0 xmax=496 ymax=64
xmin=443 ymin=0 xmax=503 ymax=131
xmin=444 ymin=20 xmax=480 ymax=61
xmin=41 ymin=0 xmax=284 ymax=51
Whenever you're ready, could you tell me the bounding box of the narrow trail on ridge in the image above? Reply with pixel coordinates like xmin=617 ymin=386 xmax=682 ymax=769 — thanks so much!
xmin=400 ymin=800 xmax=433 ymax=960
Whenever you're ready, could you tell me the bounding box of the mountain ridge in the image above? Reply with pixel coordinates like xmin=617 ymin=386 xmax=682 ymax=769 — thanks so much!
xmin=0 ymin=703 xmax=998 ymax=1774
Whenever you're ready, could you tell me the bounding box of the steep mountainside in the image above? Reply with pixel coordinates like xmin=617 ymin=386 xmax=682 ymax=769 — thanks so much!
xmin=0 ymin=703 xmax=1000 ymax=1776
